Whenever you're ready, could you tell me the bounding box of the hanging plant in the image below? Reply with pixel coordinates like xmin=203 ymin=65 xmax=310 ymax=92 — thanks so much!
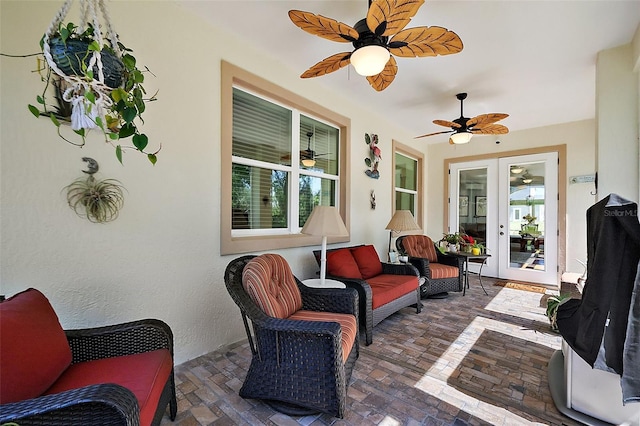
xmin=64 ymin=157 xmax=125 ymax=223
xmin=28 ymin=0 xmax=159 ymax=165
xmin=364 ymin=133 xmax=380 ymax=179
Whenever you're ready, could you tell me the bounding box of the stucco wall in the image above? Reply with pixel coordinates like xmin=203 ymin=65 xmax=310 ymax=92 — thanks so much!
xmin=0 ymin=1 xmax=416 ymax=364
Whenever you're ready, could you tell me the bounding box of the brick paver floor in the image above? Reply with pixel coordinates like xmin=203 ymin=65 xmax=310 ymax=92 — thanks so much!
xmin=161 ymin=277 xmax=582 ymax=425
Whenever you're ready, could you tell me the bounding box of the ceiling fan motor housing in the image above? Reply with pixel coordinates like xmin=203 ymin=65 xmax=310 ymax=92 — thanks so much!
xmin=353 ymin=19 xmax=389 ymax=50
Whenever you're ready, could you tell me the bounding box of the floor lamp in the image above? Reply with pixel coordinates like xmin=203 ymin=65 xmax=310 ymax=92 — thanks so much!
xmin=385 ymin=210 xmax=421 ymax=261
xmin=301 ymin=206 xmax=349 ymax=285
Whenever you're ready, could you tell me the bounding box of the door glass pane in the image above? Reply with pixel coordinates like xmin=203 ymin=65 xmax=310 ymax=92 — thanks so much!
xmin=459 ymin=168 xmax=487 ymax=245
xmin=508 ymin=162 xmax=545 ymax=270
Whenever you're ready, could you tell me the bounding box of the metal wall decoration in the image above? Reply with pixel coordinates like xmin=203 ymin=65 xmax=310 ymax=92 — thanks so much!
xmin=364 ymin=133 xmax=380 ymax=179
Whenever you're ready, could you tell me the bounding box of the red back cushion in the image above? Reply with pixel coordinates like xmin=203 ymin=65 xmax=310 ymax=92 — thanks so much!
xmin=0 ymin=288 xmax=72 ymax=404
xmin=402 ymin=235 xmax=438 ymax=262
xmin=351 ymin=245 xmax=383 ymax=279
xmin=242 ymin=254 xmax=303 ymax=318
xmin=326 ymin=249 xmax=362 ymax=279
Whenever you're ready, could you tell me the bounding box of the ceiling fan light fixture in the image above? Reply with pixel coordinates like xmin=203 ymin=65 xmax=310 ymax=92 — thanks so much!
xmin=450 ymin=131 xmax=473 ymax=144
xmin=511 ymin=166 xmax=524 ymax=174
xmin=350 ymin=45 xmax=390 ymax=76
xmin=301 ymin=158 xmax=316 ymax=167
xmin=522 ymin=178 xmax=533 ymax=184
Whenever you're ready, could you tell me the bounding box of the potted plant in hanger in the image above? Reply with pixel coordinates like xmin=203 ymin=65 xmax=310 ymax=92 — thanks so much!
xmin=29 ymin=8 xmax=159 ymax=165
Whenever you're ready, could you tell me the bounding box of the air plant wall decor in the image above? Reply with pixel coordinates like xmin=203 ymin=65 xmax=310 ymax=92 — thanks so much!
xmin=65 ymin=157 xmax=125 ymax=223
xmin=364 ymin=133 xmax=380 ymax=179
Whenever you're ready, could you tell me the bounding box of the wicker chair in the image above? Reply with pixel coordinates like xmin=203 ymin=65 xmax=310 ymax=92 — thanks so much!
xmin=396 ymin=235 xmax=464 ymax=298
xmin=0 ymin=288 xmax=177 ymax=426
xmin=224 ymin=254 xmax=360 ymax=418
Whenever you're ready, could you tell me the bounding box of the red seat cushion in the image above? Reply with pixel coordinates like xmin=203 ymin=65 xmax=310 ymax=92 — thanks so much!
xmin=44 ymin=349 xmax=173 ymax=426
xmin=429 ymin=263 xmax=459 ymax=279
xmin=0 ymin=288 xmax=72 ymax=404
xmin=326 ymin=249 xmax=363 ymax=279
xmin=402 ymin=235 xmax=438 ymax=262
xmin=242 ymin=253 xmax=303 ymax=318
xmin=365 ymin=275 xmax=419 ymax=309
xmin=288 ymin=310 xmax=357 ymax=362
xmin=351 ymin=245 xmax=383 ymax=279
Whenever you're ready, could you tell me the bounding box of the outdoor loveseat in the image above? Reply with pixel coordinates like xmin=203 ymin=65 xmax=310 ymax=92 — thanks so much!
xmin=0 ymin=288 xmax=177 ymax=426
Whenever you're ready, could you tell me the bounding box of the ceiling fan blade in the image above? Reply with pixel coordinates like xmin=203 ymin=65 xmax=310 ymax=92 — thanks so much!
xmin=467 ymin=113 xmax=509 ymax=128
xmin=471 ymin=124 xmax=509 ymax=135
xmin=288 ymin=10 xmax=359 ymax=43
xmin=366 ymin=0 xmax=425 ymax=36
xmin=300 ymin=52 xmax=352 ymax=78
xmin=433 ymin=119 xmax=461 ymax=129
xmin=366 ymin=56 xmax=397 ymax=91
xmin=414 ymin=130 xmax=452 ymax=139
xmin=389 ymin=26 xmax=463 ymax=57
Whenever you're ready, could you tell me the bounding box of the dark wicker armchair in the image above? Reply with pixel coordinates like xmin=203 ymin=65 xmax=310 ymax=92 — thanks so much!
xmin=224 ymin=254 xmax=359 ymax=418
xmin=396 ymin=235 xmax=464 ymax=298
xmin=0 ymin=305 xmax=177 ymax=426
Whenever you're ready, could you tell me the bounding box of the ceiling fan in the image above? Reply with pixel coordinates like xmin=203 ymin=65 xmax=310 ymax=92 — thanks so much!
xmin=416 ymin=93 xmax=509 ymax=144
xmin=282 ymin=132 xmax=327 ymax=167
xmin=288 ymin=0 xmax=463 ymax=92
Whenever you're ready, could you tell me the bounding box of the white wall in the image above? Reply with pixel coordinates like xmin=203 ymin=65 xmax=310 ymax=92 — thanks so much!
xmin=425 ymin=121 xmax=597 ymax=276
xmin=596 ymin=42 xmax=639 ymax=202
xmin=0 ymin=1 xmax=416 ymax=364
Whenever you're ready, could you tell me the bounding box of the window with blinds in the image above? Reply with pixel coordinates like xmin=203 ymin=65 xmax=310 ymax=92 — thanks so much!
xmin=231 ymin=87 xmax=340 ymax=234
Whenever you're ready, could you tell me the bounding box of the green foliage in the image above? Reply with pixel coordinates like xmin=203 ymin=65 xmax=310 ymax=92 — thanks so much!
xmin=32 ymin=22 xmax=159 ymax=165
xmin=65 ymin=175 xmax=125 ymax=223
xmin=545 ymin=293 xmax=571 ymax=332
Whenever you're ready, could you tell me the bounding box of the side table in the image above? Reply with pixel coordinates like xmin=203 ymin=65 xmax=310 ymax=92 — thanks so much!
xmin=302 ymin=278 xmax=346 ymax=289
xmin=448 ymin=252 xmax=491 ymax=296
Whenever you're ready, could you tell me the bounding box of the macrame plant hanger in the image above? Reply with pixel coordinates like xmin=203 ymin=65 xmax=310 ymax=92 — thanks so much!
xmin=42 ymin=0 xmax=122 ymax=131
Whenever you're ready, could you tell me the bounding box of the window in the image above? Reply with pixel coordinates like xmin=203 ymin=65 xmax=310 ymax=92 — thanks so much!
xmin=221 ymin=62 xmax=350 ymax=254
xmin=392 ymin=141 xmax=423 ymax=227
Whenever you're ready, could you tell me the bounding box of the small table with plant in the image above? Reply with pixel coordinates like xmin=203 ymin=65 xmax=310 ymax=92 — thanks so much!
xmin=446 ymin=251 xmax=491 ymax=296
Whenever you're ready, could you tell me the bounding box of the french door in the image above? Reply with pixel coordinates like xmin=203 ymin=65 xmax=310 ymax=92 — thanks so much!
xmin=449 ymin=152 xmax=558 ymax=285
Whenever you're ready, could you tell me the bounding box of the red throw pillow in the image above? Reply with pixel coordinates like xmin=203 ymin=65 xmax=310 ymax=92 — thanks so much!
xmin=326 ymin=249 xmax=362 ymax=279
xmin=0 ymin=288 xmax=72 ymax=404
xmin=351 ymin=245 xmax=383 ymax=279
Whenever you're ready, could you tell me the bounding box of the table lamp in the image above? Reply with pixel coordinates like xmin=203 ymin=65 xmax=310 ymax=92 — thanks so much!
xmin=301 ymin=206 xmax=349 ymax=285
xmin=385 ymin=210 xmax=420 ymax=261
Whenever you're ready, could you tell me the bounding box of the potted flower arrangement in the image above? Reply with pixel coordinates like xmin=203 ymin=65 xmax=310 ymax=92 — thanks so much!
xmin=442 ymin=232 xmax=463 ymax=253
xmin=28 ymin=13 xmax=159 ymax=165
xmin=471 ymin=241 xmax=485 ymax=256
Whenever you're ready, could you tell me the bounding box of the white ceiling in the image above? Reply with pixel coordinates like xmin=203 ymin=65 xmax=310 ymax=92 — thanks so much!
xmin=178 ymin=0 xmax=640 ymax=144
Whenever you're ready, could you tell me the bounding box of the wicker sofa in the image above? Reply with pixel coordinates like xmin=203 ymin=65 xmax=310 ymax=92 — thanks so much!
xmin=224 ymin=254 xmax=359 ymax=418
xmin=314 ymin=244 xmax=421 ymax=345
xmin=0 ymin=288 xmax=177 ymax=426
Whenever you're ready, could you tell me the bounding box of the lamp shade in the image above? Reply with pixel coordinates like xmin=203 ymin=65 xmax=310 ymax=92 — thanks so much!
xmin=302 ymin=206 xmax=348 ymax=285
xmin=385 ymin=210 xmax=420 ymax=232
xmin=301 ymin=158 xmax=316 ymax=167
xmin=301 ymin=206 xmax=349 ymax=237
xmin=350 ymin=45 xmax=390 ymax=76
xmin=450 ymin=131 xmax=473 ymax=144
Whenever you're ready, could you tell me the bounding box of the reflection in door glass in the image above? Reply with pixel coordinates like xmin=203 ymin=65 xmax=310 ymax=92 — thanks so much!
xmin=458 ymin=168 xmax=487 ymax=247
xmin=509 ymin=163 xmax=545 ymax=271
